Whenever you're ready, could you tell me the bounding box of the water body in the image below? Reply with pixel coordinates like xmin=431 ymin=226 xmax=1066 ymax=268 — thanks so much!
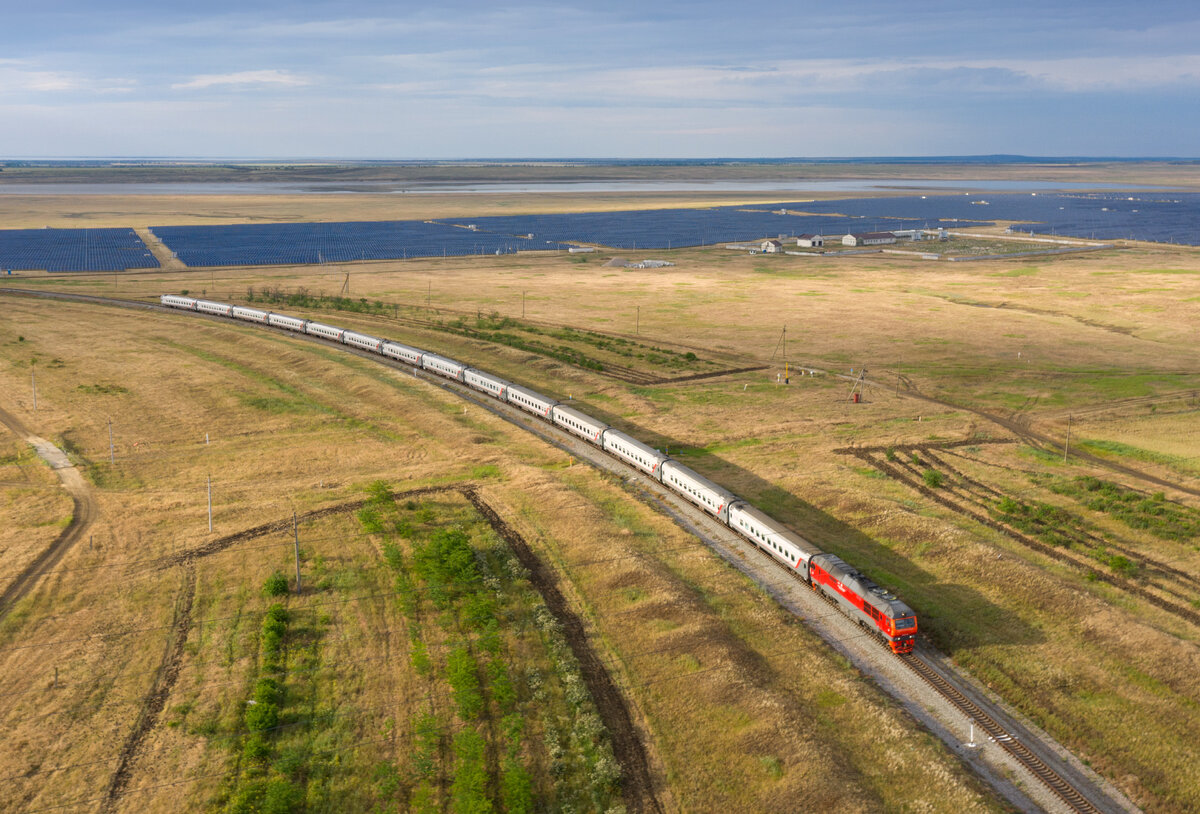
xmin=0 ymin=179 xmax=1167 ymax=196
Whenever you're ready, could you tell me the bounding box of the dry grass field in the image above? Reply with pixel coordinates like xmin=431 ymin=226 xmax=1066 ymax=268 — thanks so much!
xmin=0 ymin=296 xmax=1003 ymax=812
xmin=2 ymin=175 xmax=1200 ymax=812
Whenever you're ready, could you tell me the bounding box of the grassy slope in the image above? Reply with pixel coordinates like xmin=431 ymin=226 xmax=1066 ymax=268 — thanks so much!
xmin=0 ymin=298 xmax=999 ymax=812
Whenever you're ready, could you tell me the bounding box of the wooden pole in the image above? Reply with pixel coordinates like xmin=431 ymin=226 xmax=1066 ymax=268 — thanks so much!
xmin=108 ymin=419 xmax=115 ymax=466
xmin=207 ymin=476 xmax=212 ymax=532
xmin=1063 ymin=415 xmax=1072 ymax=463
xmin=293 ymin=512 xmax=302 ymax=594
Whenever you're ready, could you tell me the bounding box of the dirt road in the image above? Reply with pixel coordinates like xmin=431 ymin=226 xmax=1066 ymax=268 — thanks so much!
xmin=0 ymin=403 xmax=98 ymax=620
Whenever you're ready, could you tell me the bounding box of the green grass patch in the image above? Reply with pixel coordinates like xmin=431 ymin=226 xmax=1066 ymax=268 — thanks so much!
xmin=1050 ymin=476 xmax=1200 ymax=542
xmin=1076 ymin=439 xmax=1189 ymax=470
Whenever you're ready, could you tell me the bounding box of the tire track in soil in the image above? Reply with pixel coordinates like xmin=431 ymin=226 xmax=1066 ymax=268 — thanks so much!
xmin=918 ymin=447 xmax=1200 ymax=594
xmin=882 ymin=378 xmax=1200 ymax=499
xmin=838 ymin=445 xmax=1200 ymax=628
xmin=0 ymin=404 xmax=98 ymax=622
xmin=99 ymin=562 xmax=195 ymax=813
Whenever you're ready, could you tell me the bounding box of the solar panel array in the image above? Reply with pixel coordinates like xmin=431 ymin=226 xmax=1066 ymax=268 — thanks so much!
xmin=0 ymin=228 xmax=159 ymax=272
xmin=779 ymin=193 xmax=1200 ymax=244
xmin=151 ymin=221 xmax=573 ymax=268
xmin=434 ymin=206 xmax=967 ymax=249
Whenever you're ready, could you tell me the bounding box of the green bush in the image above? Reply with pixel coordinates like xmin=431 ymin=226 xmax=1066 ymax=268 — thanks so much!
xmin=501 ymin=757 xmax=534 ymax=814
xmin=357 ymin=506 xmax=385 ymax=534
xmin=262 ymin=571 xmax=289 ymax=597
xmin=254 ymin=677 xmax=283 ymax=706
xmin=260 ymin=779 xmax=305 ymax=814
xmin=447 ymin=646 xmax=484 ymax=720
xmin=922 ymin=469 xmax=944 ymax=488
xmin=451 ymin=729 xmax=491 ymax=814
xmin=244 ymin=700 xmax=279 ymax=733
xmin=242 ymin=734 xmax=271 ymax=762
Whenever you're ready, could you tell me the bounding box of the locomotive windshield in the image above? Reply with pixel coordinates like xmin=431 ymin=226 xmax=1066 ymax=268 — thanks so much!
xmin=894 ymin=617 xmax=916 ymax=631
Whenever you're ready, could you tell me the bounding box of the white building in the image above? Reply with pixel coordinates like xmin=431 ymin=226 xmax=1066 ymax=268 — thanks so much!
xmin=842 ymin=231 xmax=897 ymax=247
xmin=796 ymin=234 xmax=824 ymax=248
xmin=761 ymin=239 xmax=784 ymax=253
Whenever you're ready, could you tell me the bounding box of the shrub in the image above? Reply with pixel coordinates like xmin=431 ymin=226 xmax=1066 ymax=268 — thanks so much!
xmin=242 ymin=734 xmax=271 ymax=762
xmin=357 ymin=507 xmax=384 ymax=534
xmin=922 ymin=469 xmax=944 ymax=488
xmin=885 ymin=447 xmax=896 ymax=462
xmin=451 ymin=729 xmax=491 ymax=814
xmin=260 ymin=779 xmax=305 ymax=814
xmin=244 ymin=699 xmax=279 ymax=732
xmin=501 ymin=757 xmax=534 ymax=814
xmin=262 ymin=571 xmax=289 ymax=597
xmin=254 ymin=677 xmax=283 ymax=706
xmin=447 ymin=646 xmax=484 ymax=720
xmin=410 ymin=640 xmax=432 ymax=676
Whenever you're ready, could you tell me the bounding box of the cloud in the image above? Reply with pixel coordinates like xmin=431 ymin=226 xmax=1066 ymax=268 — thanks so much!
xmin=172 ymin=69 xmax=309 ymax=90
xmin=0 ymin=60 xmax=135 ymax=95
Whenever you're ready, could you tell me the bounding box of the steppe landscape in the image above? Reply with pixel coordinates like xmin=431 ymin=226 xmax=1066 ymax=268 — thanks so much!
xmin=2 ymin=162 xmax=1200 ymax=813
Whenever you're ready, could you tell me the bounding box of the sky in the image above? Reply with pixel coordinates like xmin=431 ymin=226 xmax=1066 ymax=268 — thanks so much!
xmin=1 ymin=0 xmax=1198 ymax=158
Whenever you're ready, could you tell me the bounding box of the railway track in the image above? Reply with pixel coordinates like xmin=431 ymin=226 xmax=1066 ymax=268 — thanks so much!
xmin=797 ymin=568 xmax=1106 ymax=814
xmin=897 ymin=652 xmax=1102 ymax=814
xmin=3 ymin=285 xmax=1125 ymax=813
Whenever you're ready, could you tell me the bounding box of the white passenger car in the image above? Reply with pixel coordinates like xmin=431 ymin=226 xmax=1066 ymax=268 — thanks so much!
xmin=602 ymin=430 xmax=668 ymax=480
xmin=422 ymin=353 xmax=467 ymax=381
xmin=551 ymin=404 xmax=609 ymax=444
xmin=160 ymin=294 xmax=196 ymax=310
xmin=305 ymin=321 xmax=345 ymax=342
xmin=343 ymin=330 xmax=383 ymax=352
xmin=267 ymin=313 xmax=307 ymax=332
xmin=380 ymin=341 xmax=423 ymax=366
xmin=463 ymin=368 xmax=510 ymax=400
xmin=231 ymin=306 xmax=270 ymax=323
xmin=660 ymin=460 xmax=736 ymax=521
xmin=195 ymin=299 xmax=234 ymax=317
xmin=505 ymin=384 xmax=557 ymax=417
xmin=727 ymin=502 xmax=821 ymax=578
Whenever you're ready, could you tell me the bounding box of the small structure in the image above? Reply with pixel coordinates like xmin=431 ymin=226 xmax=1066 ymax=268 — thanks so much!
xmin=604 ymin=258 xmax=675 ymax=269
xmin=567 ymin=246 xmax=596 ymax=253
xmin=761 ymin=239 xmax=784 ymax=253
xmin=842 ymin=231 xmax=897 ymax=247
xmin=796 ymin=234 xmax=824 ymax=248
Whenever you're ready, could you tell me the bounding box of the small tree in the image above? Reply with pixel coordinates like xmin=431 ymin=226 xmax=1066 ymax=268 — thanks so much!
xmin=262 ymin=571 xmax=289 ymax=597
xmin=923 ymin=469 xmax=944 ymax=488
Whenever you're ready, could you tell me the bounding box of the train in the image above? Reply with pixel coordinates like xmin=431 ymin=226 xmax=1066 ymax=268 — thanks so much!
xmin=160 ymin=294 xmax=919 ymax=653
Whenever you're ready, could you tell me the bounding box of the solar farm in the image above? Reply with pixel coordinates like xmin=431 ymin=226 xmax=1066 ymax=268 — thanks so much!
xmin=150 ymin=220 xmax=575 ymax=267
xmin=0 ymin=204 xmax=992 ymax=272
xmin=0 ymin=227 xmax=158 ymax=272
xmin=146 ymin=206 xmax=987 ymax=269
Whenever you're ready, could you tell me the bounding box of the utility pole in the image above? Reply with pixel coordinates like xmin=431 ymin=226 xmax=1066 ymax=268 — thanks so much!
xmin=769 ymin=326 xmax=787 ymax=361
xmin=522 ymin=290 xmax=526 ymax=319
xmin=427 ymin=280 xmax=431 ymax=313
xmin=31 ymin=361 xmax=37 ymax=411
xmin=293 ymin=511 xmax=302 ymax=594
xmin=1063 ymin=415 xmax=1073 ymax=463
xmin=108 ymin=419 xmax=115 ymax=466
xmin=635 ymin=305 xmax=640 ymax=335
xmin=207 ymin=476 xmax=212 ymax=532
